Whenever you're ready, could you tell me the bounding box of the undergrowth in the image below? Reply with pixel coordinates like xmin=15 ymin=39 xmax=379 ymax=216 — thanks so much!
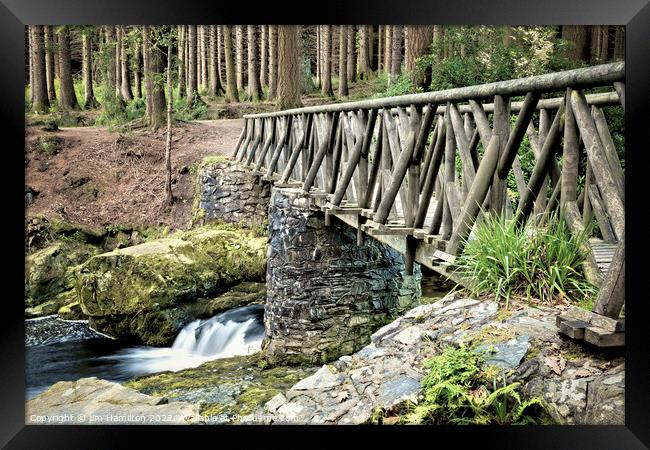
xmin=400 ymin=346 xmax=552 ymax=425
xmin=454 ymin=211 xmax=598 ymax=308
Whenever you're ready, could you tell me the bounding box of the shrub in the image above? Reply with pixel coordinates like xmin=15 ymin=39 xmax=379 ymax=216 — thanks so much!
xmin=454 ymin=212 xmax=598 ymax=307
xmin=405 ymin=345 xmax=551 ymax=425
xmin=37 ymin=135 xmax=63 ymax=155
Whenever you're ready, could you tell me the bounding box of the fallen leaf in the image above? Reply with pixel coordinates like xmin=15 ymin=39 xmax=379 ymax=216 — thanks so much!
xmin=545 ymin=355 xmax=567 ymax=375
xmin=335 ymin=391 xmax=350 ymax=402
xmin=383 ymin=416 xmax=400 ymax=425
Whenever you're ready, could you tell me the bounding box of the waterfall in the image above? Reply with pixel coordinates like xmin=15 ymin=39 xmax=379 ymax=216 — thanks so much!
xmin=101 ymin=304 xmax=265 ymax=376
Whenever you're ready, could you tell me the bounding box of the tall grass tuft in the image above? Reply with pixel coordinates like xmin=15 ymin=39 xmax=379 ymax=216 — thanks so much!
xmin=454 ymin=211 xmax=598 ymax=308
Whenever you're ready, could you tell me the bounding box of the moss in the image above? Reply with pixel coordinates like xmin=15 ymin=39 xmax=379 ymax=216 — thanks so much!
xmin=37 ymin=135 xmax=62 ymax=155
xmin=198 ymin=154 xmax=230 ymax=169
xmin=57 ymin=301 xmax=85 ymax=320
xmin=25 ymin=240 xmax=99 ymax=309
xmin=76 ymin=225 xmax=266 ymax=345
xmin=125 ymin=354 xmax=316 ymax=420
xmin=470 ymin=324 xmax=516 ymax=346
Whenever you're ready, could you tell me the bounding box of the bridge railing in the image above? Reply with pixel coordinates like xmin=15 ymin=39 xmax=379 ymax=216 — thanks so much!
xmin=232 ymin=62 xmax=625 ymax=321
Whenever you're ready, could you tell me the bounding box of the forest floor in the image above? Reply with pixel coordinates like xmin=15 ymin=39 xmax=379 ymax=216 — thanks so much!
xmin=25 ymin=118 xmax=243 ymax=230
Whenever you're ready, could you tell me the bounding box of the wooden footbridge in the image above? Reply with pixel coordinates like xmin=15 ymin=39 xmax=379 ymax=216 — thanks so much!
xmin=233 ymin=62 xmax=626 ymax=346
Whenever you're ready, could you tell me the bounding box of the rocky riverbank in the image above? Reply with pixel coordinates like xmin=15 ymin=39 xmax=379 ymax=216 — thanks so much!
xmin=254 ymin=294 xmax=624 ymax=425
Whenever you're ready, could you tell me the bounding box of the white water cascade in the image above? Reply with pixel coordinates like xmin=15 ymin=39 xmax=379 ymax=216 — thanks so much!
xmin=103 ymin=304 xmax=265 ymax=375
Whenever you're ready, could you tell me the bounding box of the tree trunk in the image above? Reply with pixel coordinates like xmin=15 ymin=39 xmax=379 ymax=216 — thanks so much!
xmin=43 ymin=25 xmax=56 ymax=102
xmin=321 ymin=25 xmax=334 ymax=97
xmin=613 ymin=26 xmax=624 ymax=60
xmin=236 ymin=25 xmax=244 ymax=91
xmin=28 ymin=28 xmax=34 ymax=104
xmin=378 ymin=25 xmax=383 ymax=72
xmin=201 ymin=26 xmax=208 ymax=89
xmin=53 ymin=30 xmax=60 ymax=81
xmin=105 ymin=26 xmax=116 ymax=98
xmin=142 ymin=26 xmax=151 ymax=119
xmin=338 ymin=25 xmax=348 ymax=97
xmin=165 ymin=42 xmax=174 ymax=206
xmin=177 ymin=25 xmax=185 ymax=98
xmin=316 ymin=25 xmax=321 ymax=89
xmin=561 ymin=25 xmax=590 ymax=62
xmin=186 ymin=25 xmax=200 ymax=106
xmin=247 ymin=25 xmax=263 ymax=101
xmin=277 ymin=25 xmax=302 ymax=110
xmin=120 ymin=26 xmax=133 ymax=101
xmin=405 ymin=25 xmax=433 ymax=91
xmin=347 ymin=25 xmax=356 ymax=82
xmin=82 ymin=31 xmax=99 ymax=109
xmin=260 ymin=25 xmax=268 ymax=88
xmin=358 ymin=25 xmax=370 ymax=80
xmin=208 ymin=25 xmax=223 ymax=96
xmin=390 ymin=25 xmax=403 ymax=85
xmin=268 ymin=25 xmax=278 ymax=99
xmin=590 ymin=25 xmax=610 ymax=63
xmin=217 ymin=26 xmax=223 ymax=86
xmin=384 ymin=24 xmax=392 ymax=75
xmin=133 ymin=40 xmax=142 ymax=98
xmin=223 ymin=25 xmax=239 ymax=103
xmin=30 ymin=26 xmax=50 ymax=113
xmin=57 ymin=26 xmax=78 ymax=110
xmin=143 ymin=25 xmax=166 ymax=129
xmin=115 ymin=26 xmax=122 ymax=97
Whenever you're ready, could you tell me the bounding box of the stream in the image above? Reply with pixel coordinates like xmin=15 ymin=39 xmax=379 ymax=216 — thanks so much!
xmin=25 ymin=304 xmax=265 ymax=399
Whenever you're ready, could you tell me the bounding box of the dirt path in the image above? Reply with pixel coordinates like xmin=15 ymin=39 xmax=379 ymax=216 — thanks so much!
xmin=25 ymin=119 xmax=245 ymax=230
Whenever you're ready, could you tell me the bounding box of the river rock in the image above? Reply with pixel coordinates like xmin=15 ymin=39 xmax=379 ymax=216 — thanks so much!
xmin=26 ymin=377 xmax=201 ymax=424
xmin=25 ymin=240 xmax=98 ymax=313
xmin=76 ymin=225 xmax=267 ymax=345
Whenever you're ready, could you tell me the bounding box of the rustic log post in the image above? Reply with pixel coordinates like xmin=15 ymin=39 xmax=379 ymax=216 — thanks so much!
xmin=449 ymin=103 xmax=477 ymax=189
xmin=303 ymin=112 xmax=339 ymax=192
xmin=280 ymin=114 xmax=313 ymax=183
xmin=405 ymin=105 xmax=433 ymax=227
xmin=589 ymin=185 xmax=617 ymax=243
xmin=427 ymin=177 xmax=445 ymax=235
xmin=570 ymin=90 xmax=624 ymax=241
xmin=247 ymin=118 xmax=274 ymax=166
xmin=364 ymin=114 xmax=384 ymax=209
xmin=613 ymin=81 xmax=625 ymax=110
xmin=331 ymin=109 xmax=378 ymax=206
xmin=374 ymin=106 xmax=423 ymax=224
xmin=497 ymin=91 xmax=540 ymax=179
xmin=468 ymin=99 xmax=492 ymax=148
xmin=593 ymin=233 xmax=624 ymax=318
xmin=560 ymin=88 xmax=579 ymax=211
xmin=415 ymin=115 xmax=446 ymax=228
xmin=490 ymin=95 xmax=511 ymax=215
xmin=591 ymin=106 xmax=625 ymax=201
xmin=514 ymin=100 xmax=566 ymax=228
xmin=419 ymin=118 xmax=440 ymax=190
xmin=446 ymin=133 xmax=501 ymax=255
xmin=328 ymin=118 xmax=344 ymax=194
xmin=563 ymin=201 xmax=602 ymax=287
xmin=233 ymin=121 xmax=248 ymax=159
xmin=236 ymin=119 xmax=253 ymax=161
xmin=265 ymin=115 xmax=293 ymax=175
xmin=582 ymin=158 xmax=593 ymax=228
xmin=440 ymin=104 xmax=456 ymax=239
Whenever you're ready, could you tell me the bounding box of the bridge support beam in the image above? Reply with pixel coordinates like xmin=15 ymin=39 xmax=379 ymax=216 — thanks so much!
xmin=263 ymin=187 xmax=421 ymax=366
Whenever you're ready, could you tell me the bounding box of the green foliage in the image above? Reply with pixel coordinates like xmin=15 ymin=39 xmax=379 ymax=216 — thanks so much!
xmin=405 ymin=345 xmax=551 ymax=425
xmin=174 ymin=90 xmax=208 ymax=121
xmin=37 ymin=135 xmax=63 ymax=155
xmin=374 ymin=72 xmax=415 ymax=98
xmin=454 ymin=212 xmax=598 ymax=307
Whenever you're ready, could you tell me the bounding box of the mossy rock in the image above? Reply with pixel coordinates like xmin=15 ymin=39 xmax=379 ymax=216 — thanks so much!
xmin=57 ymin=301 xmax=85 ymax=320
xmin=125 ymin=353 xmax=316 ymax=420
xmin=25 ymin=241 xmax=99 ymax=309
xmin=76 ymin=226 xmax=267 ymax=345
xmin=25 ymin=290 xmax=76 ymax=318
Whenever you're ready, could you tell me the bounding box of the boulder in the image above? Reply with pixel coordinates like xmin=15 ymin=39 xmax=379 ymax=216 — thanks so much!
xmin=25 ymin=240 xmax=99 ymax=313
xmin=76 ymin=226 xmax=267 ymax=345
xmin=26 ymin=377 xmax=201 ymax=425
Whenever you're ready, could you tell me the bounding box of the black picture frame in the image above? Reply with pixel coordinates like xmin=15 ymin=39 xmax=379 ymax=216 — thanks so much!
xmin=3 ymin=0 xmax=649 ymax=448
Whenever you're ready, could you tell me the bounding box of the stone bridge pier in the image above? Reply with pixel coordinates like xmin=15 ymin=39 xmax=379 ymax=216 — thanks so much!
xmin=263 ymin=187 xmax=421 ymax=366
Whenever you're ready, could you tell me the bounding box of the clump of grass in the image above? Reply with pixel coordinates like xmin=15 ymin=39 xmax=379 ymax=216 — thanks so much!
xmin=403 ymin=345 xmax=551 ymax=425
xmin=37 ymin=135 xmax=63 ymax=155
xmin=454 ymin=211 xmax=598 ymax=307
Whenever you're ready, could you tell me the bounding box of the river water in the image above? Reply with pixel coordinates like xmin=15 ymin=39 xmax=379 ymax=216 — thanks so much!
xmin=26 ymin=304 xmax=265 ymax=399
